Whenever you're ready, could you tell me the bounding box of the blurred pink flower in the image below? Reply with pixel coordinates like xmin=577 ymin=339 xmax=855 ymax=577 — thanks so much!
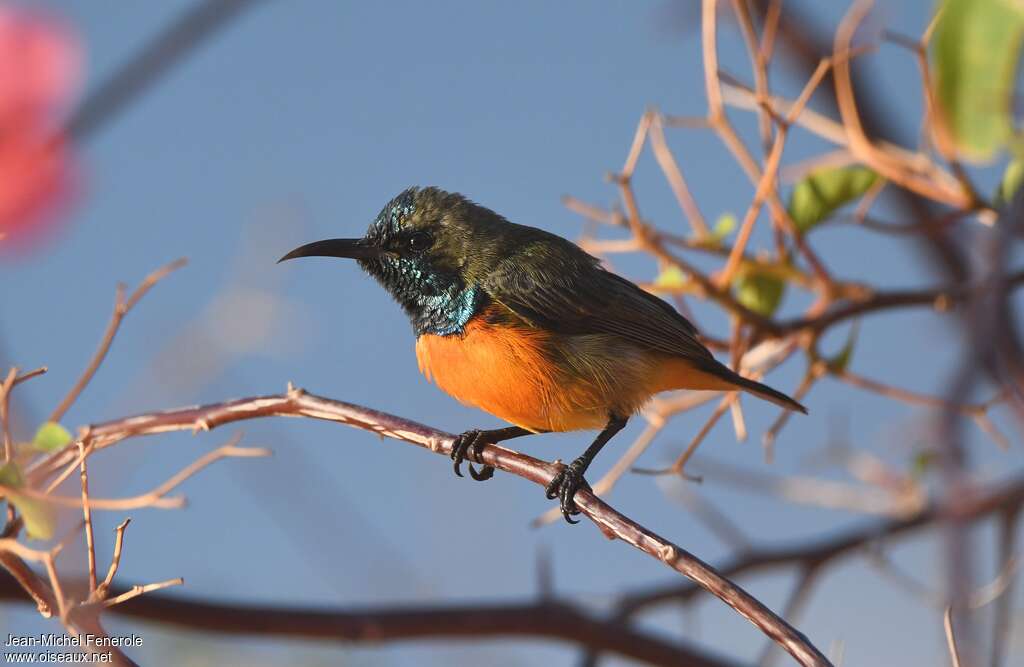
xmin=0 ymin=5 xmax=80 ymax=253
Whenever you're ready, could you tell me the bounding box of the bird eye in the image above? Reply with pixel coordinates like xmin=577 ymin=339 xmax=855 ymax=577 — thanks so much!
xmin=407 ymin=231 xmax=432 ymax=253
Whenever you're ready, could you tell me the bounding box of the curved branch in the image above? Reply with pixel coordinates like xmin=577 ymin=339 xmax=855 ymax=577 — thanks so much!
xmin=773 ymin=270 xmax=1024 ymax=335
xmin=35 ymin=387 xmax=830 ymax=667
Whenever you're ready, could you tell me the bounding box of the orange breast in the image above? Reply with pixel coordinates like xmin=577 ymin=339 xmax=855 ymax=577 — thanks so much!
xmin=415 ymin=308 xmax=738 ymax=432
xmin=415 ymin=312 xmax=612 ymax=432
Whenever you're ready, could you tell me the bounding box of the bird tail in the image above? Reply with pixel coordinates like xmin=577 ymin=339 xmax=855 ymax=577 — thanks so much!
xmin=698 ymin=359 xmax=808 ymax=414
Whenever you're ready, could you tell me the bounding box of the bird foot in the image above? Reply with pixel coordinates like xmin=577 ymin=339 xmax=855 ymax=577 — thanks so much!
xmin=545 ymin=460 xmax=591 ymax=524
xmin=451 ymin=429 xmax=495 ymax=481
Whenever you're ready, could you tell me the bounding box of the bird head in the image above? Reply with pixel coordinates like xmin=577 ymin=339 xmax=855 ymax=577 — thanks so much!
xmin=279 ymin=186 xmax=507 ymax=336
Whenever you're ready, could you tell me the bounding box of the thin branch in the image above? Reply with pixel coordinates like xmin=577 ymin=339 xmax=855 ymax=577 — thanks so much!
xmin=98 ymin=519 xmax=131 ymax=600
xmin=771 ymin=270 xmax=1024 ymax=336
xmin=12 ymin=367 xmax=47 ymax=388
xmin=1 ymin=367 xmax=17 ymax=462
xmin=14 ymin=439 xmax=269 ymax=510
xmin=78 ymin=442 xmax=97 ymax=593
xmin=648 ymin=112 xmax=709 ymax=235
xmin=49 ymin=258 xmax=187 ymax=424
xmin=831 ymin=1 xmax=971 ymax=209
xmin=102 ymin=578 xmax=183 ymax=607
xmin=0 ymin=550 xmax=55 ymax=617
xmin=943 ymin=606 xmax=963 ymax=667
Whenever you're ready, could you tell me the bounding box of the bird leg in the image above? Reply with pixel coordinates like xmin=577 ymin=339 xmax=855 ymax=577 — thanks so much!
xmin=546 ymin=415 xmax=628 ymax=524
xmin=451 ymin=426 xmax=533 ymax=481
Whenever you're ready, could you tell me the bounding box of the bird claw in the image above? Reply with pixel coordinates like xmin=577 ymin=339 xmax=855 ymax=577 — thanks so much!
xmin=451 ymin=429 xmax=494 ymax=481
xmin=545 ymin=462 xmax=591 ymax=524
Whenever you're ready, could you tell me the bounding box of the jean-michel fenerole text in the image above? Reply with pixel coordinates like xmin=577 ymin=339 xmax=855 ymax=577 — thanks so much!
xmin=5 ymin=633 xmax=142 ymax=648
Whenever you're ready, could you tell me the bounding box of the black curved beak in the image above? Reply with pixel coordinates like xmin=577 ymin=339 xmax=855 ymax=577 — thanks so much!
xmin=277 ymin=238 xmax=381 ymax=264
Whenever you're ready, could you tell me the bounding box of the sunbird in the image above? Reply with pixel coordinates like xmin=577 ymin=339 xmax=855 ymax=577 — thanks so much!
xmin=280 ymin=187 xmax=806 ymax=523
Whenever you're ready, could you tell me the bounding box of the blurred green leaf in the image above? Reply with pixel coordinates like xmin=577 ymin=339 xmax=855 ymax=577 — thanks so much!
xmin=932 ymin=0 xmax=1024 ymax=161
xmin=827 ymin=322 xmax=860 ymax=373
xmin=653 ymin=265 xmax=688 ymax=290
xmin=995 ymin=158 xmax=1024 ymax=206
xmin=710 ymin=213 xmax=737 ymax=243
xmin=788 ymin=166 xmax=878 ymax=232
xmin=31 ymin=422 xmax=72 ymax=452
xmin=735 ymin=271 xmax=785 ymax=316
xmin=0 ymin=462 xmax=54 ymax=540
xmin=0 ymin=461 xmax=23 ymax=487
xmin=911 ymin=450 xmax=937 ymax=478
xmin=11 ymin=495 xmax=56 ymax=541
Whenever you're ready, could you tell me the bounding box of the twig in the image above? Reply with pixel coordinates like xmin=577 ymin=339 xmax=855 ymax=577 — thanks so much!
xmin=78 ymin=442 xmax=97 ymax=593
xmin=1 ymin=367 xmax=17 ymax=462
xmin=98 ymin=519 xmax=131 ymax=600
xmin=12 ymin=367 xmax=47 ymax=388
xmin=14 ymin=438 xmax=268 ymax=510
xmin=634 ymin=394 xmax=733 ymax=478
xmin=648 ymin=112 xmax=709 ymax=235
xmin=0 ymin=550 xmax=55 ymax=617
xmin=102 ymin=578 xmax=183 ymax=607
xmin=730 ymin=0 xmax=774 ymax=154
xmin=771 ymin=270 xmax=1024 ymax=336
xmin=49 ymin=258 xmax=187 ymax=424
xmin=832 ymin=1 xmax=971 ymax=209
xmin=943 ymin=606 xmax=962 ymax=667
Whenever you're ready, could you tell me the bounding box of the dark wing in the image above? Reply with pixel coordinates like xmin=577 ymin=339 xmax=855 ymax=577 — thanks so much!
xmin=480 ymin=238 xmax=714 ymax=363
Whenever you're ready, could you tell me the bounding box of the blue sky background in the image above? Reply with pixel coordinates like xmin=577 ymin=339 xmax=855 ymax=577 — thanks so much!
xmin=2 ymin=1 xmax=1021 ymax=665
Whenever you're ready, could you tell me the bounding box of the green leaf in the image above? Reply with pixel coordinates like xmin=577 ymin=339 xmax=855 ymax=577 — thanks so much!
xmin=0 ymin=461 xmax=23 ymax=487
xmin=11 ymin=495 xmax=55 ymax=541
xmin=0 ymin=462 xmax=54 ymax=540
xmin=709 ymin=213 xmax=737 ymax=243
xmin=995 ymin=158 xmax=1024 ymax=206
xmin=735 ymin=271 xmax=785 ymax=316
xmin=31 ymin=422 xmax=72 ymax=452
xmin=653 ymin=265 xmax=688 ymax=290
xmin=932 ymin=0 xmax=1024 ymax=161
xmin=788 ymin=166 xmax=878 ymax=232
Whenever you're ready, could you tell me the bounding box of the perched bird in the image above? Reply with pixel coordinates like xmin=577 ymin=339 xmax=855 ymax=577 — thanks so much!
xmin=280 ymin=186 xmax=806 ymax=522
